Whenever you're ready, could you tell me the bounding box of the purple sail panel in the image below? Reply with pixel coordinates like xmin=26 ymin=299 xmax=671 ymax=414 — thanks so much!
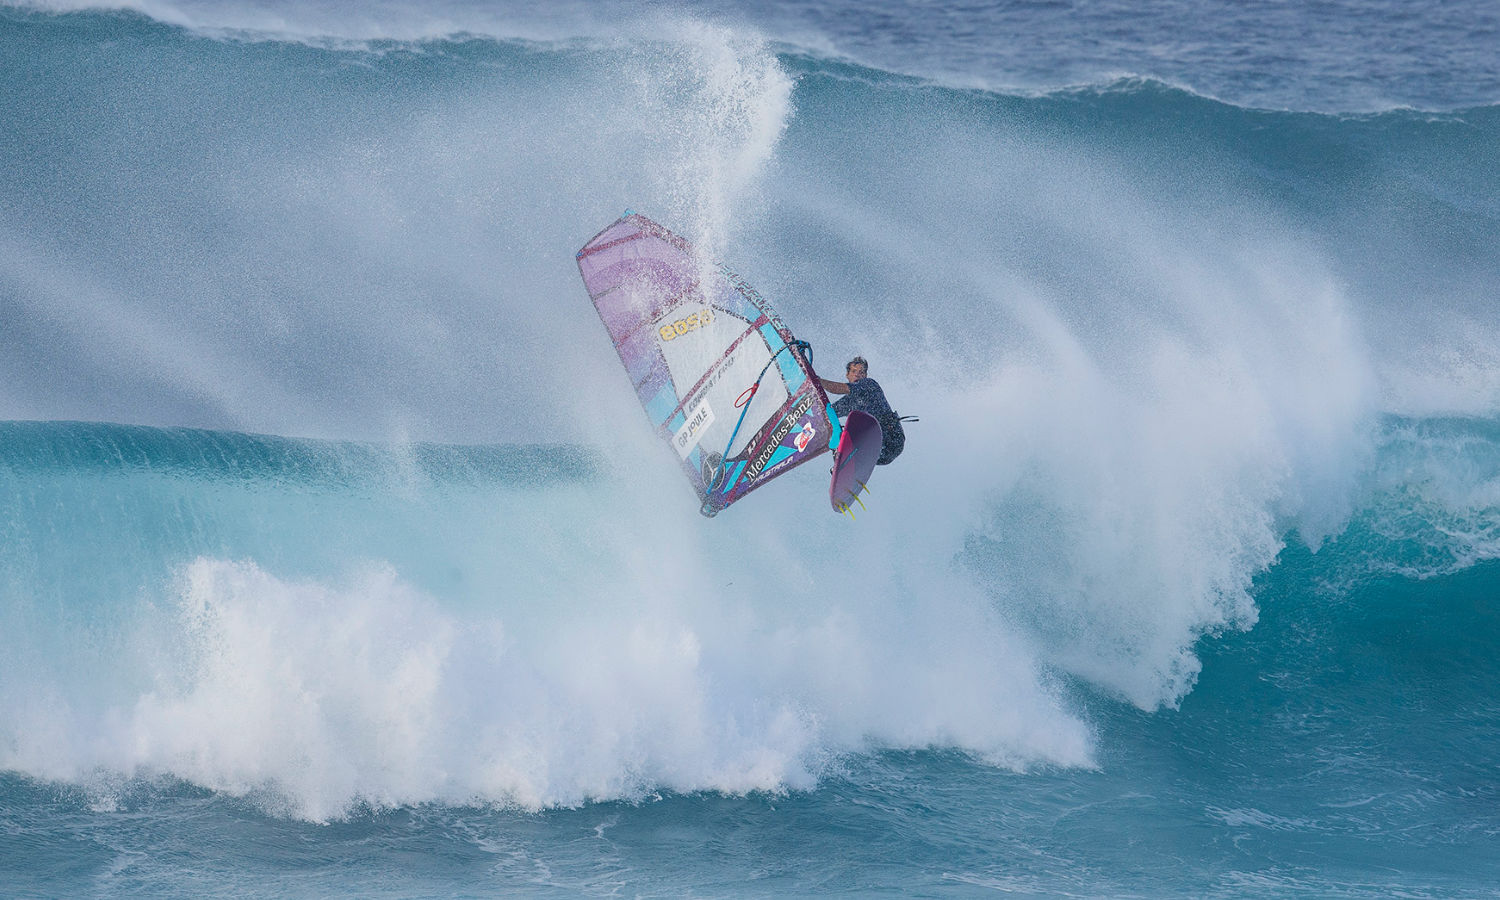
xmin=577 ymin=213 xmax=835 ymax=516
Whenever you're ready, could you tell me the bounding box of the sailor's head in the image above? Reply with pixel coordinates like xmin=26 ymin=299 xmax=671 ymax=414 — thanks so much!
xmin=845 ymin=356 xmax=868 ymax=382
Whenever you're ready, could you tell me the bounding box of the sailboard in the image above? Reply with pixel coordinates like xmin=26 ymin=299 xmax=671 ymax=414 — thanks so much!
xmin=576 ymin=212 xmax=841 ymax=517
xmin=830 ymin=410 xmax=881 ymax=516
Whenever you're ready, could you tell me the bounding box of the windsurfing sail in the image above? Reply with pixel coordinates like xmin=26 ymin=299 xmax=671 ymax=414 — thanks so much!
xmin=576 ymin=212 xmax=841 ymax=517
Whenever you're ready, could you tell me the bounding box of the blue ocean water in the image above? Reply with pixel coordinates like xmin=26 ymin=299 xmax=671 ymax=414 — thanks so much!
xmin=3 ymin=1 xmax=1500 ymax=896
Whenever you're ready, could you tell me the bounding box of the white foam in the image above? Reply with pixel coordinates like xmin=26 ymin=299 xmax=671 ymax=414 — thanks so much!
xmin=762 ymin=125 xmax=1383 ymax=708
xmin=0 ymin=551 xmax=1091 ymax=820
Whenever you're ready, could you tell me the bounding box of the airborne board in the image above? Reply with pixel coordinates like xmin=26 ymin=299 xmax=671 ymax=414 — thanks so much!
xmin=576 ymin=213 xmax=841 ymax=517
xmin=829 ymin=410 xmax=882 ymax=514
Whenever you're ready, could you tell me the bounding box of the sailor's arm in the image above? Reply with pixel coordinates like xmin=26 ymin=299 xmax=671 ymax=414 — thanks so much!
xmin=792 ymin=343 xmax=850 ymax=394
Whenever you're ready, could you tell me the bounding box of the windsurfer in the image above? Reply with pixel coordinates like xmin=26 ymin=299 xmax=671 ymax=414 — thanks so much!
xmin=811 ymin=355 xmax=906 ymax=465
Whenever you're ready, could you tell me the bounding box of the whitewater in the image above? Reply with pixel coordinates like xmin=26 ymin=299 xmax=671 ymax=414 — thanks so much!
xmin=2 ymin=1 xmax=1498 ymax=896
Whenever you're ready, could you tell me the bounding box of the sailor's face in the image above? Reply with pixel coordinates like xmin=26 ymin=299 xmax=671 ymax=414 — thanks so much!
xmin=846 ymin=363 xmax=867 ymax=383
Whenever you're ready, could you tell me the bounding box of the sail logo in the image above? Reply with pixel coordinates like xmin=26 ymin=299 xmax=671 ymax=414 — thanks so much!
xmin=743 ymin=394 xmax=815 ymax=481
xmin=673 ymin=399 xmax=715 ymax=458
xmin=657 ymin=308 xmax=714 ymax=342
xmin=793 ymin=421 xmax=816 ymax=452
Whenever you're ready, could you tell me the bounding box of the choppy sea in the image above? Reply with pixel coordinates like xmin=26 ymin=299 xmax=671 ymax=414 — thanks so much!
xmin=3 ymin=1 xmax=1499 ymax=895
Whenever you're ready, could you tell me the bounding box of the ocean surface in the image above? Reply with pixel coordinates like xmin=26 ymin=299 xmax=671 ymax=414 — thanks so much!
xmin=3 ymin=1 xmax=1499 ymax=896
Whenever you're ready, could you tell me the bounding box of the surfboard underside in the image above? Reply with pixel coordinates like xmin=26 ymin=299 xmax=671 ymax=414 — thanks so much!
xmin=829 ymin=410 xmax=882 ymax=514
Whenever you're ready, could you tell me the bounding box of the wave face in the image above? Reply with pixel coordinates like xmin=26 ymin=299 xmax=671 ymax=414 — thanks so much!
xmin=0 ymin=417 xmax=1092 ymax=821
xmin=3 ymin=5 xmax=1500 ymax=895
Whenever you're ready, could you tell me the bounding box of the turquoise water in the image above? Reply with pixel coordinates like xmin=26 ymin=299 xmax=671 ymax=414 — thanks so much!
xmin=3 ymin=3 xmax=1500 ymax=895
xmin=3 ymin=421 xmax=1496 ymax=895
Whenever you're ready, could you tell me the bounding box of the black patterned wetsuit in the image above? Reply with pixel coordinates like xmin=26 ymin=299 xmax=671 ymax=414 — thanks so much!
xmin=832 ymin=377 xmax=906 ymax=465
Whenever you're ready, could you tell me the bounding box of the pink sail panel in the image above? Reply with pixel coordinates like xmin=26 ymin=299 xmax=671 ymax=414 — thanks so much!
xmin=577 ymin=212 xmax=836 ymax=516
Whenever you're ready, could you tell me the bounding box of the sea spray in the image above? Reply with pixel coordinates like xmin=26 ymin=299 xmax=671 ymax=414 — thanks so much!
xmin=0 ymin=421 xmax=1094 ymax=818
xmin=3 ymin=4 xmax=1500 ymax=895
